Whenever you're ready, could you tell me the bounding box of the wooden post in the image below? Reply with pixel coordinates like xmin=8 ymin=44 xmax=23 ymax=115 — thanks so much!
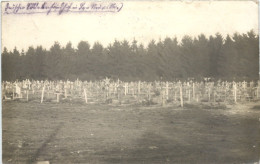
xmin=20 ymin=90 xmax=23 ymax=99
xmin=257 ymin=87 xmax=259 ymax=99
xmin=2 ymin=84 xmax=5 ymax=100
xmin=113 ymin=83 xmax=118 ymax=96
xmin=224 ymin=88 xmax=227 ymax=102
xmin=117 ymin=86 xmax=120 ymax=100
xmin=41 ymin=85 xmax=45 ymax=103
xmin=165 ymin=82 xmax=169 ymax=100
xmin=193 ymin=83 xmax=195 ymax=99
xmin=84 ymin=88 xmax=88 ymax=104
xmin=162 ymin=91 xmax=165 ymax=107
xmin=15 ymin=84 xmax=21 ymax=98
xmin=180 ymin=85 xmax=183 ymax=108
xmin=243 ymin=81 xmax=246 ymax=90
xmin=234 ymin=83 xmax=237 ymax=103
xmin=107 ymin=84 xmax=110 ymax=97
xmin=188 ymin=89 xmax=191 ymax=102
xmin=26 ymin=90 xmax=29 ymax=101
xmin=104 ymin=86 xmax=107 ymax=101
xmin=258 ymin=81 xmax=260 ymax=98
xmin=213 ymin=91 xmax=215 ymax=102
xmin=174 ymin=90 xmax=177 ymax=101
xmin=208 ymin=87 xmax=211 ymax=102
xmin=148 ymin=84 xmax=151 ymax=101
xmin=132 ymin=88 xmax=134 ymax=96
xmin=12 ymin=87 xmax=15 ymax=100
xmin=124 ymin=83 xmax=127 ymax=96
xmin=256 ymin=81 xmax=259 ymax=99
xmin=56 ymin=93 xmax=60 ymax=103
xmin=138 ymin=81 xmax=141 ymax=96
xmin=65 ymin=89 xmax=67 ymax=99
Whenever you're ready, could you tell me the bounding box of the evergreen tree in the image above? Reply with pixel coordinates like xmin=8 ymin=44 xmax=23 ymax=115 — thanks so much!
xmin=1 ymin=30 xmax=259 ymax=81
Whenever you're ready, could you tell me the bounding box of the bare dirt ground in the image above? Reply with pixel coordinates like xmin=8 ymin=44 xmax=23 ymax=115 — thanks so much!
xmin=2 ymin=101 xmax=260 ymax=164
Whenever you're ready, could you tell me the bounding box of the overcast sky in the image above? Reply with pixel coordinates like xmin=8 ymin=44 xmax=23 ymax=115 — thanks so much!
xmin=2 ymin=1 xmax=258 ymax=51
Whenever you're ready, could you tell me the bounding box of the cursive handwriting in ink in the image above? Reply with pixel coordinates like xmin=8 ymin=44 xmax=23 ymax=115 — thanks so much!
xmin=3 ymin=2 xmax=124 ymax=15
xmin=5 ymin=3 xmax=25 ymax=14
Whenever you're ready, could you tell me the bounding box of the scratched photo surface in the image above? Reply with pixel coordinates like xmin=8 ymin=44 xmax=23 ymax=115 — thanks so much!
xmin=2 ymin=1 xmax=260 ymax=164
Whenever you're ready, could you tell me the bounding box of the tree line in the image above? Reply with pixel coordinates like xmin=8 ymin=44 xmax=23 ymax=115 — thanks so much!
xmin=2 ymin=30 xmax=259 ymax=81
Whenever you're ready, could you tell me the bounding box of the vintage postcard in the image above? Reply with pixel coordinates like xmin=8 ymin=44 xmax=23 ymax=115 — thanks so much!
xmin=1 ymin=1 xmax=260 ymax=163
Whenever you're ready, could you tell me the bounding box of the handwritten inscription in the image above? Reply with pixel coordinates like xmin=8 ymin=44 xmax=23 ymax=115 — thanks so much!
xmin=4 ymin=2 xmax=123 ymax=15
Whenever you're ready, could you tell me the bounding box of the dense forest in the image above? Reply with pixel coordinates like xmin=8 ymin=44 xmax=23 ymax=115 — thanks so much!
xmin=2 ymin=30 xmax=259 ymax=81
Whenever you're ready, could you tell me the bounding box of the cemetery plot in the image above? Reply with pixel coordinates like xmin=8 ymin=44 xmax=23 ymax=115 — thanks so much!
xmin=3 ymin=79 xmax=260 ymax=163
xmin=2 ymin=79 xmax=260 ymax=106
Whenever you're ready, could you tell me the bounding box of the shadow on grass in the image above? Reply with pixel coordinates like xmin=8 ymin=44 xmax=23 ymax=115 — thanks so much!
xmin=184 ymin=103 xmax=227 ymax=110
xmin=252 ymin=105 xmax=260 ymax=110
xmin=26 ymin=122 xmax=64 ymax=164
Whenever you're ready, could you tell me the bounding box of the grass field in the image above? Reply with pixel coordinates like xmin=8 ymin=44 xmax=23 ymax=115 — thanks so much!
xmin=2 ymin=101 xmax=260 ymax=164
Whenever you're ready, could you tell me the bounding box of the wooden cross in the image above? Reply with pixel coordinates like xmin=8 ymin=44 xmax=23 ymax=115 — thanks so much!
xmin=54 ymin=92 xmax=62 ymax=103
xmin=242 ymin=81 xmax=247 ymax=90
xmin=28 ymin=80 xmax=31 ymax=90
xmin=104 ymin=77 xmax=110 ymax=86
xmin=162 ymin=82 xmax=169 ymax=100
xmin=123 ymin=83 xmax=128 ymax=96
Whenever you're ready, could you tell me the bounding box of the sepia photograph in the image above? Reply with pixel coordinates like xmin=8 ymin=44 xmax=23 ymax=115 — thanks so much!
xmin=1 ymin=0 xmax=260 ymax=163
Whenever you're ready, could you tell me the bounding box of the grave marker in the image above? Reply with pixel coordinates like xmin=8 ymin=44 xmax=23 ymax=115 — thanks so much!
xmin=193 ymin=83 xmax=195 ymax=99
xmin=41 ymin=85 xmax=45 ymax=103
xmin=233 ymin=82 xmax=237 ymax=103
xmin=84 ymin=88 xmax=88 ymax=104
xmin=180 ymin=84 xmax=183 ymax=108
